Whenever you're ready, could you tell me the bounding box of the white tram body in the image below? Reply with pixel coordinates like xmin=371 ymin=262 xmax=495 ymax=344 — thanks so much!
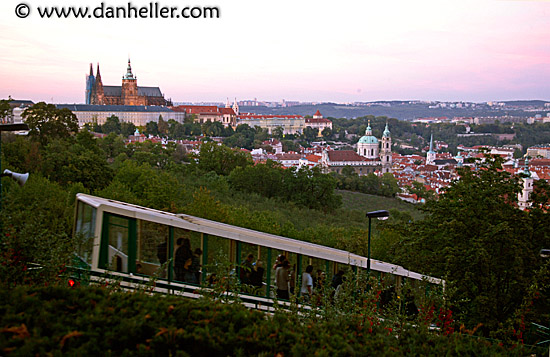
xmin=72 ymin=193 xmax=442 ymax=308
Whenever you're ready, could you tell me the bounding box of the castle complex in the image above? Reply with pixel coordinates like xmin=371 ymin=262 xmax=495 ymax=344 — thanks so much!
xmin=85 ymin=60 xmax=171 ymax=106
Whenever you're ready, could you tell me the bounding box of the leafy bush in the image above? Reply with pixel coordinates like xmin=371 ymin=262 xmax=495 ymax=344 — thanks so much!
xmin=0 ymin=284 xmax=542 ymax=356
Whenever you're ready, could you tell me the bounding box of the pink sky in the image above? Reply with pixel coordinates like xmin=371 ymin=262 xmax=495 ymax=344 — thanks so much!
xmin=1 ymin=0 xmax=549 ymax=104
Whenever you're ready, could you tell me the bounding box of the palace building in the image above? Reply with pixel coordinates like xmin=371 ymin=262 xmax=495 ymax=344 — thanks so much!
xmin=85 ymin=59 xmax=171 ymax=107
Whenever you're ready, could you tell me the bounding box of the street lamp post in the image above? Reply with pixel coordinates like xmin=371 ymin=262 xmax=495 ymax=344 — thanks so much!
xmin=366 ymin=210 xmax=390 ymax=275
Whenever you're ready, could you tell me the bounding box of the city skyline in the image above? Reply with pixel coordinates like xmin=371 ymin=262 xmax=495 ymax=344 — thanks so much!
xmin=1 ymin=0 xmax=549 ymax=104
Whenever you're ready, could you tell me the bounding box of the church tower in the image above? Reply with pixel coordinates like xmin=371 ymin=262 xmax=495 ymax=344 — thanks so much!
xmin=518 ymin=158 xmax=533 ymax=210
xmin=232 ymin=98 xmax=239 ymax=115
xmin=380 ymin=122 xmax=392 ymax=173
xmin=121 ymin=59 xmax=140 ymax=105
xmin=426 ymin=134 xmax=436 ymax=165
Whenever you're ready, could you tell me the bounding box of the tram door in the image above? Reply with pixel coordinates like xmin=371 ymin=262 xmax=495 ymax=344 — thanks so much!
xmin=99 ymin=213 xmax=136 ymax=273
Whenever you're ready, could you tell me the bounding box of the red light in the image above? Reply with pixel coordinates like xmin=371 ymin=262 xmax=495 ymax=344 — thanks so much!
xmin=68 ymin=279 xmax=75 ymax=287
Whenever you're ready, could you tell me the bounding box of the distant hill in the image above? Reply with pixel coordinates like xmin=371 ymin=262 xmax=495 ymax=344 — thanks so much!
xmin=501 ymin=100 xmax=550 ymax=107
xmin=241 ymin=101 xmax=549 ymax=120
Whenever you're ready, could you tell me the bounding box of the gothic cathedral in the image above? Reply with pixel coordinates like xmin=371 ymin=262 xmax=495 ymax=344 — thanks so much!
xmin=85 ymin=59 xmax=171 ymax=106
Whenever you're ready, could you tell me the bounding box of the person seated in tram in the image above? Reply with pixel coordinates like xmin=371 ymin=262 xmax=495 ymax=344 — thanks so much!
xmin=240 ymin=254 xmax=254 ymax=285
xmin=175 ymin=238 xmax=194 ymax=283
xmin=189 ymin=248 xmax=202 ymax=284
xmin=249 ymin=260 xmax=265 ymax=294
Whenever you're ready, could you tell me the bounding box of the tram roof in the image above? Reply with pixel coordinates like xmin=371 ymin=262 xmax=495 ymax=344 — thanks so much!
xmin=77 ymin=193 xmax=442 ymax=284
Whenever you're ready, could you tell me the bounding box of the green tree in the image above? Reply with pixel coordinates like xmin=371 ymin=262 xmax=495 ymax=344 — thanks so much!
xmin=98 ymin=132 xmax=126 ymax=160
xmin=229 ymin=160 xmax=283 ymax=198
xmin=302 ymin=126 xmax=318 ymax=142
xmin=282 ymin=166 xmax=342 ymax=211
xmin=121 ymin=121 xmax=136 ymax=137
xmin=379 ymin=172 xmax=400 ymax=197
xmin=203 ymin=121 xmax=224 ymax=137
xmin=392 ymin=156 xmax=545 ymax=334
xmin=272 ymin=126 xmax=284 ymax=139
xmin=0 ymin=98 xmax=12 ymax=121
xmin=341 ymin=165 xmax=357 ymax=177
xmin=100 ymin=160 xmax=183 ymax=211
xmin=158 ymin=116 xmax=168 ymax=136
xmin=22 ymin=102 xmax=79 ymax=145
xmin=41 ymin=137 xmax=113 ymax=191
xmin=0 ymin=175 xmax=80 ymax=286
xmin=145 ymin=121 xmax=159 ymax=136
xmin=102 ymin=115 xmax=121 ymax=134
xmin=196 ymin=142 xmax=253 ymax=176
xmin=321 ymin=127 xmax=332 ymax=139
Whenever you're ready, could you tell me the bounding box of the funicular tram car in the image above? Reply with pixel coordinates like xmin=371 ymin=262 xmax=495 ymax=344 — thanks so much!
xmin=72 ymin=194 xmax=442 ymax=310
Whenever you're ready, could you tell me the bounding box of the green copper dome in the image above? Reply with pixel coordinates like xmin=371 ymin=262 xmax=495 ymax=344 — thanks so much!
xmin=358 ymin=123 xmax=378 ymax=144
xmin=358 ymin=135 xmax=378 ymax=144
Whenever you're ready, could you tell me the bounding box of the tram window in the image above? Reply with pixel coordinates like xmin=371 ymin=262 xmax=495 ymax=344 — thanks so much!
xmin=74 ymin=201 xmax=96 ymax=267
xmin=270 ymin=249 xmax=286 ymax=298
xmin=238 ymin=242 xmax=267 ymax=295
xmin=286 ymin=253 xmax=298 ymax=296
xmin=173 ymin=228 xmax=202 ymax=284
xmin=106 ymin=216 xmax=130 ymax=273
xmin=306 ymin=257 xmax=330 ymax=294
xmin=136 ymin=220 xmax=169 ymax=278
xmin=204 ymin=234 xmax=230 ymax=284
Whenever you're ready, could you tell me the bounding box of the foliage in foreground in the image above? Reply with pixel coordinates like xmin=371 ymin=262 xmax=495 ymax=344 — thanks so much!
xmin=389 ymin=156 xmax=550 ymax=337
xmin=0 ymin=285 xmax=539 ymax=356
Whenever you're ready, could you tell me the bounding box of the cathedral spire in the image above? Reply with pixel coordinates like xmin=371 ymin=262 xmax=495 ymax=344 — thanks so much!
xmin=96 ymin=63 xmax=101 ymax=81
xmin=124 ymin=58 xmax=135 ymax=80
xmin=89 ymin=63 xmax=94 ymax=76
xmin=429 ymin=134 xmax=434 ymax=153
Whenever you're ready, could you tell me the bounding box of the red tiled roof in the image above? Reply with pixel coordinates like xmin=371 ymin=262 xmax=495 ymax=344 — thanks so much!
xmin=219 ymin=108 xmax=236 ymax=115
xmin=306 ymin=154 xmax=321 ymax=163
xmin=171 ymin=105 xmax=219 ymax=114
xmin=328 ymin=150 xmax=369 ymax=162
xmin=263 ymin=139 xmax=281 ymax=145
xmin=531 ymin=159 xmax=550 ymax=166
xmin=238 ymin=114 xmax=304 ymax=119
xmin=306 ymin=118 xmax=332 ymax=124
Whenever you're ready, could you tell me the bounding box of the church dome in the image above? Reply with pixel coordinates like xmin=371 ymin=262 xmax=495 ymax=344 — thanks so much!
xmin=358 ymin=124 xmax=378 ymax=144
xmin=358 ymin=135 xmax=378 ymax=144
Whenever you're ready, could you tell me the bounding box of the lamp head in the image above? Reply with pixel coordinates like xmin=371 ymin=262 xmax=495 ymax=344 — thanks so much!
xmin=366 ymin=210 xmax=390 ymax=220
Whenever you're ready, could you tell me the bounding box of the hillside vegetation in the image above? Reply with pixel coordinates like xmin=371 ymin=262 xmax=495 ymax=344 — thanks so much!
xmin=0 ymin=102 xmax=548 ymax=351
